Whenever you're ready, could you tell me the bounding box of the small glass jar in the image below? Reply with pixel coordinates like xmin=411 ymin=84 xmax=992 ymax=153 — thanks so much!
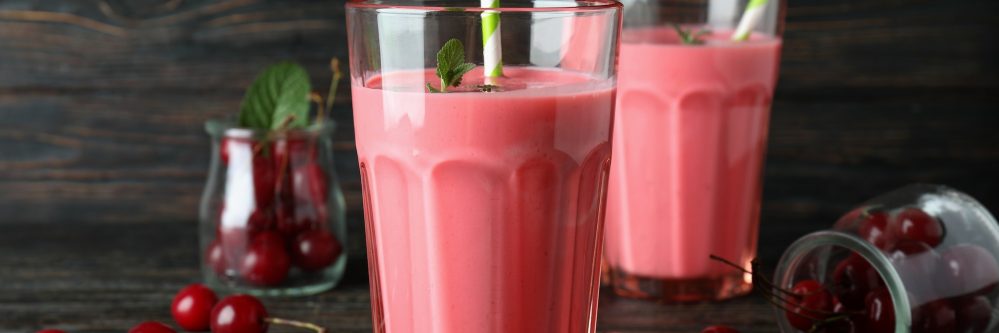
xmin=200 ymin=119 xmax=348 ymax=296
xmin=774 ymin=184 xmax=999 ymax=332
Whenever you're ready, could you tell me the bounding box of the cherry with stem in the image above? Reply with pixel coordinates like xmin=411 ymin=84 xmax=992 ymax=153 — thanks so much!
xmin=709 ymin=255 xmax=855 ymax=333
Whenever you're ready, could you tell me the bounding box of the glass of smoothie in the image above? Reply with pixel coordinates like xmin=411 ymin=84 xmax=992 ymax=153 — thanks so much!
xmin=603 ymin=0 xmax=785 ymax=302
xmin=345 ymin=1 xmax=621 ymax=332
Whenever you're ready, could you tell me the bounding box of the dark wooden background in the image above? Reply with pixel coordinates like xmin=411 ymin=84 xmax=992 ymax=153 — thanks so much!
xmin=0 ymin=0 xmax=997 ymax=332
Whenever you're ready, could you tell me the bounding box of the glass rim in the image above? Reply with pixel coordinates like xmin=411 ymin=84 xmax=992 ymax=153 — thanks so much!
xmin=774 ymin=230 xmax=911 ymax=332
xmin=345 ymin=0 xmax=622 ymax=14
xmin=204 ymin=118 xmax=337 ymax=138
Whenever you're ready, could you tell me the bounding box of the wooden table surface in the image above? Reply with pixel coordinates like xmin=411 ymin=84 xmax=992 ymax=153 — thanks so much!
xmin=0 ymin=222 xmax=776 ymax=333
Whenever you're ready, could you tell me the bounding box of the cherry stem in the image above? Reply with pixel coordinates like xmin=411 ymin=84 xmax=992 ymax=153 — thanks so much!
xmin=325 ymin=57 xmax=343 ymax=117
xmin=310 ymin=91 xmax=325 ymax=123
xmin=252 ymin=114 xmax=297 ymax=155
xmin=265 ymin=317 xmax=327 ymax=333
xmin=709 ymin=255 xmax=796 ymax=298
xmin=709 ymin=254 xmax=840 ymax=320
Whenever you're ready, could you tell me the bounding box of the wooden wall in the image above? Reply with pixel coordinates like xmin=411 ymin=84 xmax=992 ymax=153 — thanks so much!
xmin=1 ymin=0 xmax=997 ymax=263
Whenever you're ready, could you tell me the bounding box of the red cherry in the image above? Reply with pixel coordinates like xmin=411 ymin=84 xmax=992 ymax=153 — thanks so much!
xmin=858 ymin=211 xmax=893 ymax=249
xmin=272 ymin=137 xmax=312 ymax=168
xmin=206 ymin=239 xmax=227 ymax=276
xmin=247 ymin=210 xmax=274 ymax=234
xmin=912 ymin=299 xmax=956 ymax=333
xmin=252 ymin=156 xmax=276 ymax=209
xmin=171 ymin=283 xmax=219 ymax=332
xmin=128 ymin=321 xmax=176 ymax=333
xmin=220 ymin=138 xmax=231 ymax=165
xmin=891 ymin=208 xmax=944 ymax=247
xmin=833 ymin=254 xmax=883 ymax=309
xmin=831 ymin=297 xmax=846 ymax=313
xmin=293 ymin=163 xmax=329 ymax=206
xmin=888 ymin=240 xmax=934 ymax=258
xmin=37 ymin=330 xmax=67 ymax=333
xmin=937 ymin=244 xmax=999 ymax=297
xmin=241 ymin=231 xmax=291 ymax=286
xmin=210 ymin=295 xmax=269 ymax=333
xmin=784 ymin=279 xmax=833 ymax=330
xmin=955 ymin=295 xmax=992 ymax=333
xmin=292 ymin=229 xmax=342 ymax=271
xmin=701 ymin=325 xmax=739 ymax=333
xmin=861 ymin=288 xmax=895 ymax=332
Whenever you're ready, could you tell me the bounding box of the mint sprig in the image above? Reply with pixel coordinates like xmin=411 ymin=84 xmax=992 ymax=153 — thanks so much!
xmin=427 ymin=38 xmax=476 ymax=93
xmin=673 ymin=24 xmax=711 ymax=45
xmin=239 ymin=61 xmax=312 ymax=130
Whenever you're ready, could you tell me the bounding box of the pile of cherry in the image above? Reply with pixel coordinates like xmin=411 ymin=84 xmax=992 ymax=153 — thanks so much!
xmin=208 ymin=135 xmax=343 ymax=286
xmin=37 ymin=283 xmax=326 ymax=333
xmin=780 ymin=206 xmax=998 ymax=332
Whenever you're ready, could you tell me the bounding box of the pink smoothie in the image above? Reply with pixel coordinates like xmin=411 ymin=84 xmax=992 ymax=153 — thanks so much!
xmin=352 ymin=67 xmax=614 ymax=333
xmin=604 ymin=28 xmax=781 ymax=288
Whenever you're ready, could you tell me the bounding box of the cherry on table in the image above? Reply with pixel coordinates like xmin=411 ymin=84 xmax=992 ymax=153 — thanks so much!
xmin=128 ymin=321 xmax=177 ymax=333
xmin=891 ymin=208 xmax=944 ymax=247
xmin=784 ymin=279 xmax=833 ymax=331
xmin=171 ymin=283 xmax=219 ymax=332
xmin=936 ymin=244 xmax=999 ymax=296
xmin=701 ymin=325 xmax=739 ymax=333
xmin=857 ymin=210 xmax=893 ymax=249
xmin=955 ymin=295 xmax=992 ymax=333
xmin=833 ymin=253 xmax=883 ymax=309
xmin=241 ymin=231 xmax=291 ymax=286
xmin=861 ymin=288 xmax=895 ymax=332
xmin=211 ymin=294 xmax=326 ymax=333
xmin=211 ymin=295 xmax=269 ymax=333
xmin=912 ymin=299 xmax=956 ymax=333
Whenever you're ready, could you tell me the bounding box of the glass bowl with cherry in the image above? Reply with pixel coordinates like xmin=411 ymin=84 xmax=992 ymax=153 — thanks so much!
xmin=773 ymin=184 xmax=999 ymax=333
xmin=200 ymin=120 xmax=347 ymax=296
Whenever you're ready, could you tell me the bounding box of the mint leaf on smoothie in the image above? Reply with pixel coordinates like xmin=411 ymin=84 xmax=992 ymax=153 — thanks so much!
xmin=429 ymin=38 xmax=476 ymax=93
xmin=239 ymin=61 xmax=313 ymax=130
xmin=672 ymin=24 xmax=711 ymax=45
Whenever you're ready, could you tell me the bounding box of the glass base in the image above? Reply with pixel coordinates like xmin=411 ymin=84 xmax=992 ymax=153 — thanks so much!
xmin=608 ymin=269 xmax=752 ymax=302
xmin=206 ymin=255 xmax=346 ymax=297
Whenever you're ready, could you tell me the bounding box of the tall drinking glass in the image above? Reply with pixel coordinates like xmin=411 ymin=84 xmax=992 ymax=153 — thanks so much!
xmin=604 ymin=0 xmax=785 ymax=302
xmin=346 ymin=1 xmax=621 ymax=332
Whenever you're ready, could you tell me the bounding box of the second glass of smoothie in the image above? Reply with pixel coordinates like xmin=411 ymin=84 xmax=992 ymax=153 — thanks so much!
xmin=604 ymin=0 xmax=785 ymax=302
xmin=346 ymin=1 xmax=621 ymax=332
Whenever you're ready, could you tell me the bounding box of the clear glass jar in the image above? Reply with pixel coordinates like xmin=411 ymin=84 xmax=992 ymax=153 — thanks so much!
xmin=199 ymin=119 xmax=348 ymax=296
xmin=774 ymin=184 xmax=999 ymax=332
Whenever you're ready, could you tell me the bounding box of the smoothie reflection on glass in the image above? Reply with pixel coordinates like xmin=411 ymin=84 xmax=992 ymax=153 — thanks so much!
xmin=345 ymin=1 xmax=621 ymax=332
xmin=604 ymin=0 xmax=784 ymax=301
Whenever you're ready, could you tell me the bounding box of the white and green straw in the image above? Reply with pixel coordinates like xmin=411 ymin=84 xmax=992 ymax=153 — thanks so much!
xmin=731 ymin=0 xmax=769 ymax=41
xmin=481 ymin=0 xmax=503 ymax=84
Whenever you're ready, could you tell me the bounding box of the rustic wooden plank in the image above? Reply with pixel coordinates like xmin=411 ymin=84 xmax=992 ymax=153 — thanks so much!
xmin=0 ymin=222 xmax=778 ymax=333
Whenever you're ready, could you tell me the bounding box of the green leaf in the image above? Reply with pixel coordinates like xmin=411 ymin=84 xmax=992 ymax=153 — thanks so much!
xmin=239 ymin=61 xmax=312 ymax=130
xmin=672 ymin=24 xmax=708 ymax=45
xmin=426 ymin=83 xmax=442 ymax=93
xmin=449 ymin=63 xmax=476 ymax=87
xmin=431 ymin=38 xmax=476 ymax=93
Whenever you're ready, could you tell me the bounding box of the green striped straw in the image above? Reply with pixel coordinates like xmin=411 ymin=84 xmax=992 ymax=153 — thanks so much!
xmin=731 ymin=0 xmax=769 ymax=41
xmin=481 ymin=0 xmax=503 ymax=84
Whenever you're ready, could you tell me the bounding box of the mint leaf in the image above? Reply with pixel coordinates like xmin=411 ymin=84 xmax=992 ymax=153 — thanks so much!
xmin=239 ymin=61 xmax=312 ymax=130
xmin=429 ymin=38 xmax=476 ymax=93
xmin=672 ymin=24 xmax=710 ymax=45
